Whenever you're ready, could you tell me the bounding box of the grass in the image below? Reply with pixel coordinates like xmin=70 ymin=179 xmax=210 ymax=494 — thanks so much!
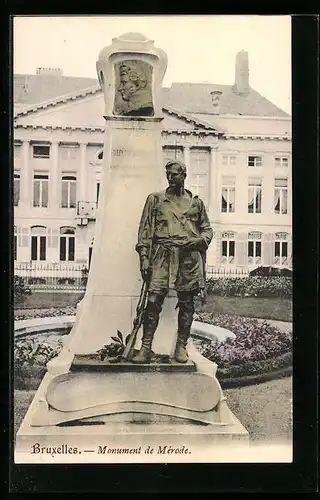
xmin=198 ymin=295 xmax=292 ymax=322
xmin=14 ymin=390 xmax=35 ymax=438
xmin=16 ymin=292 xmax=292 ymax=323
xmin=16 ymin=291 xmax=84 ymax=309
xmin=224 ymin=376 xmax=292 ymax=443
xmin=14 ymin=376 xmax=292 ymax=445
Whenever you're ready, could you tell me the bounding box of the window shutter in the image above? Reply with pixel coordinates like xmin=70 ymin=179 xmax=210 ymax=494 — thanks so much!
xmin=262 ymin=233 xmax=273 ymax=265
xmin=215 ymin=230 xmax=222 ymax=266
xmin=235 ymin=233 xmax=247 ymax=265
xmin=19 ymin=228 xmax=29 ymax=247
xmin=48 ymin=228 xmax=59 ymax=248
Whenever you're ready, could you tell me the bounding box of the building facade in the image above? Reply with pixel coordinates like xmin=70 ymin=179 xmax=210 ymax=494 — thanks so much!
xmin=13 ymin=53 xmax=292 ymax=276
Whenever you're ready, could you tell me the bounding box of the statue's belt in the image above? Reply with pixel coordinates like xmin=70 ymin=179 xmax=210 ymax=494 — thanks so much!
xmin=153 ymin=237 xmax=190 ymax=249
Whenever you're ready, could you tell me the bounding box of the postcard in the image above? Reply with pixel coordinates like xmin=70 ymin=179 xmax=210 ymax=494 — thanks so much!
xmin=13 ymin=15 xmax=293 ymax=466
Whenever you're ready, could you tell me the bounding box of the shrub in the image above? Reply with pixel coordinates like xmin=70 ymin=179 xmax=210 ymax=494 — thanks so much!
xmin=14 ymin=338 xmax=64 ymax=390
xmin=206 ymin=276 xmax=292 ymax=299
xmin=14 ymin=276 xmax=31 ymax=305
xmin=249 ymin=266 xmax=292 ymax=277
xmin=14 ymin=338 xmax=63 ymax=366
xmin=28 ymin=277 xmax=46 ymax=285
xmin=57 ymin=278 xmax=76 ymax=285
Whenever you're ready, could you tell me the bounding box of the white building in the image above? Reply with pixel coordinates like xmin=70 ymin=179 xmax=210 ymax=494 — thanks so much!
xmin=13 ymin=52 xmax=292 ymax=278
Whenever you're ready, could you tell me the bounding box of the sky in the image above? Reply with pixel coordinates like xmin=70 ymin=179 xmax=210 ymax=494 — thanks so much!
xmin=13 ymin=15 xmax=291 ymax=114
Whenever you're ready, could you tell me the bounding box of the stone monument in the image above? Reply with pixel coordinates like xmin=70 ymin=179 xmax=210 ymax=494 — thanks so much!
xmin=15 ymin=33 xmax=248 ymax=463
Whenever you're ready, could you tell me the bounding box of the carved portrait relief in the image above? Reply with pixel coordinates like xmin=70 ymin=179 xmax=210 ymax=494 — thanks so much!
xmin=113 ymin=60 xmax=154 ymax=117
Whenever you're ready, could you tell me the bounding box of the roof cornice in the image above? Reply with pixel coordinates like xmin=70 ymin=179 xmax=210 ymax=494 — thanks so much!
xmin=164 ymin=105 xmax=224 ymax=135
xmin=14 ymin=84 xmax=101 ymax=118
xmin=13 ymin=123 xmax=291 ymax=141
xmin=13 ymin=83 xmax=223 ymax=134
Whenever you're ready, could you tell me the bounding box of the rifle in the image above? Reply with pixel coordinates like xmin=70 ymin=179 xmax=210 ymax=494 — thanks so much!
xmin=123 ymin=206 xmax=156 ymax=361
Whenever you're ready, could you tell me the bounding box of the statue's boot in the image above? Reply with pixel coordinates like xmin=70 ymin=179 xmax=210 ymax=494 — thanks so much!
xmin=174 ymin=293 xmax=195 ymax=363
xmin=132 ymin=298 xmax=163 ymax=363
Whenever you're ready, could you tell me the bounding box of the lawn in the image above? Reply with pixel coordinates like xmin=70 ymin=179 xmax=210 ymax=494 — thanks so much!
xmin=224 ymin=376 xmax=292 ymax=443
xmin=16 ymin=292 xmax=292 ymax=323
xmin=16 ymin=291 xmax=84 ymax=309
xmin=14 ymin=376 xmax=292 ymax=445
xmin=198 ymin=295 xmax=292 ymax=322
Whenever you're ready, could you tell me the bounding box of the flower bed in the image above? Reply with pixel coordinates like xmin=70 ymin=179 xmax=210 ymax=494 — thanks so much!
xmin=14 ymin=310 xmax=292 ymax=390
xmin=194 ymin=312 xmax=292 ymax=386
xmin=206 ymin=276 xmax=292 ymax=298
xmin=14 ymin=306 xmax=77 ymax=321
xmin=14 ymin=337 xmax=64 ymax=390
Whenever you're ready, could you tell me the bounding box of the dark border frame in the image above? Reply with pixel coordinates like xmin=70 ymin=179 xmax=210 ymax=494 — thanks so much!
xmin=3 ymin=13 xmax=319 ymax=494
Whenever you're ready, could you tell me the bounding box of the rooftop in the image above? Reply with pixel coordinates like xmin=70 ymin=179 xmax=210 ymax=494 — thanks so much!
xmin=13 ymin=73 xmax=289 ymax=118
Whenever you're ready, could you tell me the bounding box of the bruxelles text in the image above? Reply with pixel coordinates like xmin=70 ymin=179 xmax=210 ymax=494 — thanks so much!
xmin=31 ymin=443 xmax=191 ymax=456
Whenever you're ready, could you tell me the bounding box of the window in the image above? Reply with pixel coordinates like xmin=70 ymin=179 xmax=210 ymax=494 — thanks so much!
xmin=33 ymin=145 xmax=50 ymax=158
xmin=248 ymin=231 xmax=262 ymax=265
xmin=222 ymin=154 xmax=236 ymax=166
xmin=96 ymin=182 xmax=100 ymax=205
xmin=248 ymin=155 xmax=262 ymax=167
xmin=221 ymin=176 xmax=235 ymax=213
xmin=221 ymin=232 xmax=235 ymax=264
xmin=60 ymin=227 xmax=75 ymax=261
xmin=248 ymin=177 xmax=262 ymax=214
xmin=14 ymin=145 xmax=21 ymax=159
xmin=30 ymin=226 xmax=47 ymax=261
xmin=33 ymin=173 xmax=48 ymax=207
xmin=14 ymin=226 xmax=17 ymax=260
xmin=162 ymin=146 xmax=184 ymax=164
xmin=61 ymin=175 xmax=77 ymax=208
xmin=189 ymin=148 xmax=210 ymax=207
xmin=275 ymin=156 xmax=289 ymax=168
xmin=274 ymin=232 xmax=289 ymax=265
xmin=14 ymin=172 xmax=20 ymax=206
xmin=98 ymin=150 xmax=103 ymax=160
xmin=60 ymin=145 xmax=78 ymax=161
xmin=274 ymin=178 xmax=288 ymax=214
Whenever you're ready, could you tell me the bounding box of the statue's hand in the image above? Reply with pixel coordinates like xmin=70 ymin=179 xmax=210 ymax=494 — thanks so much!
xmin=199 ymin=288 xmax=207 ymax=305
xmin=183 ymin=237 xmax=205 ymax=251
xmin=140 ymin=256 xmax=150 ymax=281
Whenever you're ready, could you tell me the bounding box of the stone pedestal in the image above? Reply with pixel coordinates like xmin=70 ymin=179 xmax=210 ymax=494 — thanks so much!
xmin=15 ymin=346 xmax=249 ymax=463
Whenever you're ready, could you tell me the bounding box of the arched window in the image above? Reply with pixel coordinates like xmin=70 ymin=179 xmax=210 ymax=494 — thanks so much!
xmin=274 ymin=232 xmax=289 ymax=265
xmin=31 ymin=225 xmax=47 ymax=261
xmin=248 ymin=231 xmax=262 ymax=265
xmin=60 ymin=226 xmax=75 ymax=261
xmin=221 ymin=231 xmax=235 ymax=264
xmin=93 ymin=149 xmax=104 ymax=163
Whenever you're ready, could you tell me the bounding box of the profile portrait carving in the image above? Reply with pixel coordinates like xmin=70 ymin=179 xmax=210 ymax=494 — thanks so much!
xmin=113 ymin=60 xmax=154 ymax=117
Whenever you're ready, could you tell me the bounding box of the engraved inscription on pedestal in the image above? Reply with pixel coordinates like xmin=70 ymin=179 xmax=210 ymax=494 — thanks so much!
xmin=113 ymin=60 xmax=154 ymax=117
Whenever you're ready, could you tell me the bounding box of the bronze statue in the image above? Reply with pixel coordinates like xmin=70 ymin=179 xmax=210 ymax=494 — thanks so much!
xmin=114 ymin=62 xmax=154 ymax=117
xmin=131 ymin=159 xmax=213 ymax=364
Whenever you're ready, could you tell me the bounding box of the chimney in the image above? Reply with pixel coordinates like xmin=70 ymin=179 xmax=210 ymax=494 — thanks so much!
xmin=233 ymin=50 xmax=249 ymax=95
xmin=210 ymin=90 xmax=223 ymax=114
xmin=36 ymin=67 xmax=63 ymax=76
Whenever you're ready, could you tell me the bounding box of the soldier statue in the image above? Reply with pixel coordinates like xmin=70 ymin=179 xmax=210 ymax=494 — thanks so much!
xmin=132 ymin=159 xmax=213 ymax=364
